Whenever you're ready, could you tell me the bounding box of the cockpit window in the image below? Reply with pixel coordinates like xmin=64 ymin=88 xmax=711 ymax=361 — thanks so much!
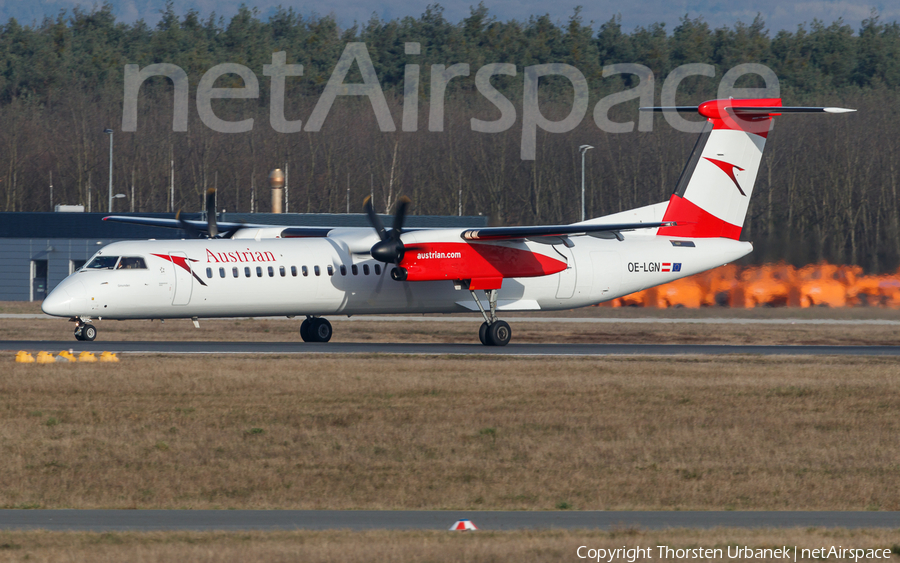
xmin=117 ymin=257 xmax=147 ymax=270
xmin=85 ymin=256 xmax=120 ymax=269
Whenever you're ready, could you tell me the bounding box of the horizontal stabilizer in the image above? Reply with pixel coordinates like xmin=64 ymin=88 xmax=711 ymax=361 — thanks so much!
xmin=641 ymin=105 xmax=856 ymax=115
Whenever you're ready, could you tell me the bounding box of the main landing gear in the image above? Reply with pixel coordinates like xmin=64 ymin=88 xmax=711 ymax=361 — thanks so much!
xmin=72 ymin=317 xmax=97 ymax=341
xmin=300 ymin=316 xmax=333 ymax=343
xmin=470 ymin=288 xmax=512 ymax=346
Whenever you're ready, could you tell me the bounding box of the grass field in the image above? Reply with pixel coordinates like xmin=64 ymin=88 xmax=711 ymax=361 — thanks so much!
xmin=0 ymin=528 xmax=897 ymax=562
xmin=2 ymin=354 xmax=899 ymax=511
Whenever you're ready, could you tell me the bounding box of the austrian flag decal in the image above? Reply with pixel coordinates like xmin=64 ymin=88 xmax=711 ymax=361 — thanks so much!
xmin=661 ymin=263 xmax=682 ymax=273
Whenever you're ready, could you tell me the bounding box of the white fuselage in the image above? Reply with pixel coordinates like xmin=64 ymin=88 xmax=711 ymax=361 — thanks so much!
xmin=41 ymin=229 xmax=752 ymax=320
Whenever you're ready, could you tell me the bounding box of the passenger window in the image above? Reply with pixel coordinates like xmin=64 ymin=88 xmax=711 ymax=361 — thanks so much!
xmin=374 ymin=264 xmax=382 ymax=275
xmin=206 ymin=267 xmax=212 ymax=278
xmin=280 ymin=266 xmax=286 ymax=277
xmin=291 ymin=266 xmax=297 ymax=277
xmin=219 ymin=268 xmax=225 ymax=278
xmin=302 ymin=266 xmax=309 ymax=277
xmin=244 ymin=267 xmax=251 ymax=278
xmin=340 ymin=265 xmax=347 ymax=276
xmin=363 ymin=264 xmax=370 ymax=275
xmin=268 ymin=266 xmax=274 ymax=277
xmin=327 ymin=265 xmax=334 ymax=276
xmin=352 ymin=264 xmax=358 ymax=275
xmin=233 ymin=267 xmax=239 ymax=278
xmin=314 ymin=266 xmax=320 ymax=276
xmin=257 ymin=267 xmax=263 ymax=277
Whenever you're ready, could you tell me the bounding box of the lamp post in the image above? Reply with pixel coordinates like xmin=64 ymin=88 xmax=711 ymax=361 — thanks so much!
xmin=578 ymin=144 xmax=594 ymax=222
xmin=104 ymin=128 xmax=114 ymax=212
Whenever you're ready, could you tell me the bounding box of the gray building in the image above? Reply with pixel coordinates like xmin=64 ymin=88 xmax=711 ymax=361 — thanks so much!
xmin=0 ymin=212 xmax=487 ymax=302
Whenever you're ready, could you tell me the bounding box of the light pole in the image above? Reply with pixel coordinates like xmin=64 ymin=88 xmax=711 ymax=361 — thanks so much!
xmin=578 ymin=144 xmax=594 ymax=222
xmin=104 ymin=128 xmax=114 ymax=212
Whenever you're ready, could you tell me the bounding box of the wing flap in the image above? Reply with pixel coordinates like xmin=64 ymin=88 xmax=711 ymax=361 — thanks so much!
xmin=460 ymin=221 xmax=674 ymax=241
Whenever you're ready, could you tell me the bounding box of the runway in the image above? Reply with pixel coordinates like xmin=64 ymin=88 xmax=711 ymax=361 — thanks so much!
xmin=2 ymin=340 xmax=900 ymax=356
xmin=6 ymin=313 xmax=900 ymax=325
xmin=0 ymin=510 xmax=898 ymax=531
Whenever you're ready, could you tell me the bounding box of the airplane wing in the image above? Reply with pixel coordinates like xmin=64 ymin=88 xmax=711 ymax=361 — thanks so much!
xmin=459 ymin=221 xmax=675 ymax=241
xmin=102 ymin=215 xmax=255 ymax=234
xmin=102 ymin=215 xmax=334 ymax=239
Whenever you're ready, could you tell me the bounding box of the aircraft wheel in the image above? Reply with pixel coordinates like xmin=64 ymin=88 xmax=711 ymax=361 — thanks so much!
xmin=81 ymin=324 xmax=97 ymax=342
xmin=486 ymin=320 xmax=511 ymax=346
xmin=310 ymin=318 xmax=333 ymax=343
xmin=74 ymin=327 xmax=84 ymax=341
xmin=299 ymin=319 xmax=312 ymax=342
xmin=478 ymin=322 xmax=490 ymax=346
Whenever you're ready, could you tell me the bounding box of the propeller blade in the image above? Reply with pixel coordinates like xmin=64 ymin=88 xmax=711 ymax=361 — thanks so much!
xmin=363 ymin=195 xmax=388 ymax=241
xmin=206 ymin=188 xmax=218 ymax=238
xmin=175 ymin=209 xmax=202 ymax=239
xmin=391 ymin=196 xmax=411 ymax=240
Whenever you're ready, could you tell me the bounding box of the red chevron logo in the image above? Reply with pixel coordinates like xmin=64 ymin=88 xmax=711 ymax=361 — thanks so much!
xmin=152 ymin=253 xmax=208 ymax=286
xmin=704 ymin=157 xmax=746 ymax=196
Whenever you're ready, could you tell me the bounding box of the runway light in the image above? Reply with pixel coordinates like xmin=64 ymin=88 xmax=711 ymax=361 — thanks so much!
xmin=449 ymin=519 xmax=478 ymax=531
xmin=57 ymin=351 xmax=76 ymax=362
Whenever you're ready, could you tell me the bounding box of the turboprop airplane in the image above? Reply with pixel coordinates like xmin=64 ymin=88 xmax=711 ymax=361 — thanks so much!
xmin=41 ymin=97 xmax=854 ymax=345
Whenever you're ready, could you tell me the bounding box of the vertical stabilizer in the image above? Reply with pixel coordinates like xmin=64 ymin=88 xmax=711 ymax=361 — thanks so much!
xmin=655 ymin=98 xmax=779 ymax=239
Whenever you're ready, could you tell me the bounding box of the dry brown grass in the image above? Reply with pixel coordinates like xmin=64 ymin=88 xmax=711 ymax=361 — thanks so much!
xmin=1 ymin=355 xmax=899 ymax=511
xmin=3 ymin=315 xmax=900 ymax=345
xmin=0 ymin=302 xmax=44 ymax=314
xmin=0 ymin=528 xmax=897 ymax=563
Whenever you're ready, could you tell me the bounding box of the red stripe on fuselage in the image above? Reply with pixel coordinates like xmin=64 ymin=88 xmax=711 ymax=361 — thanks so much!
xmin=400 ymin=242 xmax=566 ymax=283
xmin=658 ymin=194 xmax=742 ymax=239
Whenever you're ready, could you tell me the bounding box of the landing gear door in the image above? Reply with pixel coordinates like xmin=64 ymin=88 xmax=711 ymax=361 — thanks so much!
xmin=553 ymin=244 xmax=576 ymax=299
xmin=169 ymin=252 xmax=193 ymax=306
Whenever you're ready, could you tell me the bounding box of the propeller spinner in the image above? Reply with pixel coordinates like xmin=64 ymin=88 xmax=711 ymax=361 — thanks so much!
xmin=364 ymin=195 xmax=410 ymax=280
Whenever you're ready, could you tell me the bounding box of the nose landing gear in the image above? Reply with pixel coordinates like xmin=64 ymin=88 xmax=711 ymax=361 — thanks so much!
xmin=470 ymin=288 xmax=512 ymax=346
xmin=72 ymin=317 xmax=97 ymax=341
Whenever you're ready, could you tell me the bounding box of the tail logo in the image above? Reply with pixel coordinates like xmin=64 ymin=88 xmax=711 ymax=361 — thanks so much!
xmin=704 ymin=158 xmax=746 ymax=196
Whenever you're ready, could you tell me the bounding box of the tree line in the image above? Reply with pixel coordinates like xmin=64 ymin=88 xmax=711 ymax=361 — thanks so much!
xmin=1 ymin=3 xmax=899 ymax=271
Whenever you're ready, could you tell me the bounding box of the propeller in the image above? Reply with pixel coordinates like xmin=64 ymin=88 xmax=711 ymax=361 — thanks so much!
xmin=175 ymin=209 xmax=202 ymax=239
xmin=364 ymin=196 xmax=410 ymax=279
xmin=205 ymin=188 xmax=218 ymax=238
xmin=176 ymin=188 xmax=219 ymax=238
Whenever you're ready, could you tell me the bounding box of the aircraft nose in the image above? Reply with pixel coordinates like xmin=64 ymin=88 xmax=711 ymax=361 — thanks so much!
xmin=41 ymin=280 xmax=86 ymax=317
xmin=41 ymin=286 xmax=71 ymax=316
